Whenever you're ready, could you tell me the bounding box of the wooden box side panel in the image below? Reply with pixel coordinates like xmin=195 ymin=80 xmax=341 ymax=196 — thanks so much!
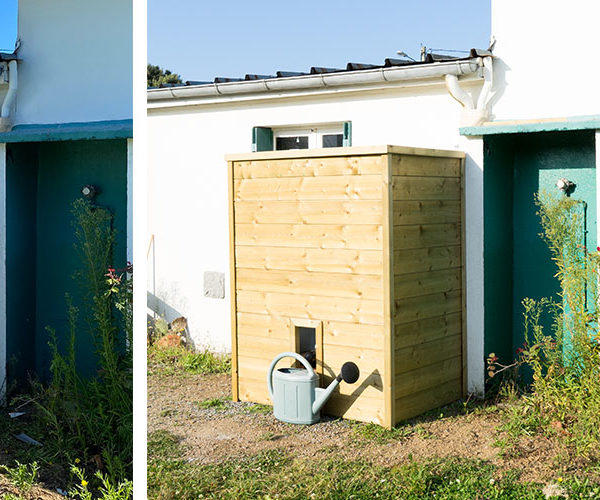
xmin=390 ymin=154 xmax=464 ymax=425
xmin=233 ymin=154 xmax=387 ymax=425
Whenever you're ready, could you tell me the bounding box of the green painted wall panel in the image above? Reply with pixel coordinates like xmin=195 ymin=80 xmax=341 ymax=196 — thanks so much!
xmin=5 ymin=139 xmax=127 ymax=386
xmin=6 ymin=143 xmax=39 ymax=387
xmin=484 ymin=131 xmax=596 ymax=376
xmin=34 ymin=139 xmax=127 ymax=379
xmin=483 ymin=136 xmax=515 ymax=365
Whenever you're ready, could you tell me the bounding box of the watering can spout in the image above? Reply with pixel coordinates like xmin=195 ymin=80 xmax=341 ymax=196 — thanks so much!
xmin=312 ymin=362 xmax=360 ymax=415
xmin=312 ymin=377 xmax=341 ymax=415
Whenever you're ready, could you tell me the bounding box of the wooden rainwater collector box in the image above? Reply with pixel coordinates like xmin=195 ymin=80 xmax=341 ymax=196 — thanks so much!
xmin=227 ymin=145 xmax=465 ymax=428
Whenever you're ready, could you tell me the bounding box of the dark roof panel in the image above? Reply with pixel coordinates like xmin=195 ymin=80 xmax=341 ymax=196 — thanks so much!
xmin=152 ymin=49 xmax=487 ymax=89
xmin=0 ymin=52 xmax=18 ymax=61
xmin=384 ymin=58 xmax=417 ymax=67
xmin=310 ymin=67 xmax=343 ymax=74
xmin=276 ymin=71 xmax=308 ymax=77
xmin=245 ymin=74 xmax=276 ymax=80
xmin=346 ymin=62 xmax=380 ymax=71
xmin=214 ymin=77 xmax=244 ymax=83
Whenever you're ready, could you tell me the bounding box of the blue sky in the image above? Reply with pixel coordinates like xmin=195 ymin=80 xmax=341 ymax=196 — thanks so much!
xmin=149 ymin=0 xmax=491 ymax=82
xmin=0 ymin=0 xmax=18 ymax=52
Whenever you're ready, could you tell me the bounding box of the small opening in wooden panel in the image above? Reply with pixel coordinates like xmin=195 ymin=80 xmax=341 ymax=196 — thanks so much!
xmin=289 ymin=318 xmax=323 ymax=374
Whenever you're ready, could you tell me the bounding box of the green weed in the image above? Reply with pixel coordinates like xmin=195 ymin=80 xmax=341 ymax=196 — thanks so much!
xmin=148 ymin=345 xmax=230 ymax=376
xmin=0 ymin=460 xmax=39 ymax=493
xmin=245 ymin=402 xmax=272 ymax=415
xmin=69 ymin=464 xmax=133 ymax=500
xmin=147 ymin=448 xmax=598 ymax=499
xmin=197 ymin=396 xmax=231 ymax=411
xmin=148 ymin=430 xmax=181 ymax=459
xmin=352 ymin=422 xmax=412 ymax=444
xmin=15 ymin=199 xmax=133 ymax=488
xmin=489 ymin=193 xmax=600 ymax=463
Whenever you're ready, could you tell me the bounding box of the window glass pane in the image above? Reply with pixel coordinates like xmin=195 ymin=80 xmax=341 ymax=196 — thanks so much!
xmin=322 ymin=134 xmax=343 ymax=148
xmin=276 ymin=136 xmax=309 ymax=150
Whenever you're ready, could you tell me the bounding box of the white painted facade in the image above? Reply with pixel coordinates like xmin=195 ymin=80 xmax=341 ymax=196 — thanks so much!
xmin=10 ymin=0 xmax=132 ymax=126
xmin=490 ymin=0 xmax=600 ymax=121
xmin=0 ymin=0 xmax=133 ymax=400
xmin=147 ymin=77 xmax=487 ymax=394
xmin=148 ymin=1 xmax=600 ymax=399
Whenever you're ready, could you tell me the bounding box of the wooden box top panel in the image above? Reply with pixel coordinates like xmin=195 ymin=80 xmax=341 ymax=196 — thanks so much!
xmin=225 ymin=145 xmax=465 ymax=162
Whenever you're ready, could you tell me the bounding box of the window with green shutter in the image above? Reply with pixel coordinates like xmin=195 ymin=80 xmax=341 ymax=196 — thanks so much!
xmin=252 ymin=122 xmax=352 ymax=151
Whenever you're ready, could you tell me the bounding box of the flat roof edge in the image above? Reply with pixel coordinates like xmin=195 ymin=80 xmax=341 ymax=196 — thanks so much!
xmin=460 ymin=115 xmax=600 ymax=136
xmin=0 ymin=119 xmax=133 ymax=143
xmin=225 ymin=145 xmax=465 ymax=162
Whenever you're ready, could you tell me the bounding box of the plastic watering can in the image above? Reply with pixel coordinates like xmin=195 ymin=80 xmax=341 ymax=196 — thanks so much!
xmin=267 ymin=352 xmax=360 ymax=424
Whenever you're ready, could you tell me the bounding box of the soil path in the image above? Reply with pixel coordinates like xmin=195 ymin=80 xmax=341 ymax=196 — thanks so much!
xmin=148 ymin=370 xmax=566 ymax=483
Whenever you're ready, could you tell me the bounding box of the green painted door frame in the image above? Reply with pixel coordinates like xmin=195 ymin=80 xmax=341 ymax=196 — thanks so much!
xmin=483 ymin=130 xmax=596 ymax=378
xmin=6 ymin=139 xmax=127 ymax=388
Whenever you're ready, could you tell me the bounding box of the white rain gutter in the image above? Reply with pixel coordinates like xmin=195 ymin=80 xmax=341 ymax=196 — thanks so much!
xmin=0 ymin=60 xmax=18 ymax=132
xmin=445 ymin=56 xmax=494 ymax=126
xmin=148 ymin=58 xmax=484 ymax=104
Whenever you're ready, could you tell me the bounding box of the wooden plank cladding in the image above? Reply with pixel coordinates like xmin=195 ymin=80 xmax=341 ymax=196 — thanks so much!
xmin=228 ymin=146 xmax=465 ymax=429
xmin=234 ymin=175 xmax=383 ymax=201
xmin=234 ymin=154 xmax=384 ymax=179
xmin=391 ymin=151 xmax=464 ymax=426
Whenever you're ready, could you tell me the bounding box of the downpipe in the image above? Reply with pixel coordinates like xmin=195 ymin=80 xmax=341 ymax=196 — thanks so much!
xmin=0 ymin=60 xmax=18 ymax=131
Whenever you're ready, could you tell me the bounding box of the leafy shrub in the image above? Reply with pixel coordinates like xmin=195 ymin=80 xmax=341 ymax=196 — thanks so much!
xmin=490 ymin=192 xmax=600 ymax=460
xmin=26 ymin=199 xmax=132 ymax=485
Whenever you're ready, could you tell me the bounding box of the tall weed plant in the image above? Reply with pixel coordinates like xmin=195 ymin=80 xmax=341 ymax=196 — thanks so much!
xmin=32 ymin=199 xmax=132 ymax=484
xmin=498 ymin=192 xmax=600 ymax=461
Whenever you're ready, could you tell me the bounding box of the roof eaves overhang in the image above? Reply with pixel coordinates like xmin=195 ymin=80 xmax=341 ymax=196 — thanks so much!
xmin=460 ymin=115 xmax=600 ymax=136
xmin=148 ymin=57 xmax=486 ymax=109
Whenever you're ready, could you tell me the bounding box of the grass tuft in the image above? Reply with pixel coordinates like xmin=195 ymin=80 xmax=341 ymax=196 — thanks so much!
xmin=148 ymin=345 xmax=230 ymax=376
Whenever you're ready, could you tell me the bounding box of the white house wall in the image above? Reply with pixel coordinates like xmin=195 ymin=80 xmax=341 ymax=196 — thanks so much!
xmin=147 ymin=83 xmax=486 ymax=395
xmin=15 ymin=0 xmax=132 ymax=125
xmin=491 ymin=0 xmax=600 ymax=121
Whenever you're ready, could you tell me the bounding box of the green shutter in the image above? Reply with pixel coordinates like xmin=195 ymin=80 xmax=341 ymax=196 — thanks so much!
xmin=343 ymin=122 xmax=352 ymax=147
xmin=252 ymin=127 xmax=273 ymax=152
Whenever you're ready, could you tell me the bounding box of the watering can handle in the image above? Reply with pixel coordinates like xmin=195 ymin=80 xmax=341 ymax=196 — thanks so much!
xmin=267 ymin=352 xmax=316 ymax=401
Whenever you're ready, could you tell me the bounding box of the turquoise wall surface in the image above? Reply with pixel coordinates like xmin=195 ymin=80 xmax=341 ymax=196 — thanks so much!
xmin=6 ymin=139 xmax=127 ymax=386
xmin=484 ymin=130 xmax=596 ymax=378
xmin=6 ymin=143 xmax=38 ymax=387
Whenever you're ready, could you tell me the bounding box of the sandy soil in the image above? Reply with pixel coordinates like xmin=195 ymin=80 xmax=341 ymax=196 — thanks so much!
xmin=0 ymin=475 xmax=64 ymax=499
xmin=148 ymin=369 xmax=570 ymax=484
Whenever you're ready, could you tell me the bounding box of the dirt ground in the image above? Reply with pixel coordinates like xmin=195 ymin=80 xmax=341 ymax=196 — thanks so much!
xmin=0 ymin=475 xmax=64 ymax=499
xmin=147 ymin=370 xmax=570 ymax=484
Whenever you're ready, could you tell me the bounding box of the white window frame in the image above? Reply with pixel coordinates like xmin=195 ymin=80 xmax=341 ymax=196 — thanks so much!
xmin=273 ymin=123 xmax=345 ymax=150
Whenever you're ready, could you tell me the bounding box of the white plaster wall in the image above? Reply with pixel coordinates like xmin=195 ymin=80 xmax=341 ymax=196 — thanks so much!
xmin=15 ymin=0 xmax=132 ymax=125
xmin=0 ymin=143 xmax=6 ymax=403
xmin=491 ymin=0 xmax=600 ymax=121
xmin=148 ymin=83 xmax=486 ymax=394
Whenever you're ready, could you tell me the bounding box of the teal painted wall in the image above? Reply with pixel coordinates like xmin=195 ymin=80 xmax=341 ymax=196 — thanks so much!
xmin=484 ymin=131 xmax=596 ymax=374
xmin=6 ymin=143 xmax=39 ymax=388
xmin=483 ymin=136 xmax=515 ymax=365
xmin=6 ymin=139 xmax=127 ymax=386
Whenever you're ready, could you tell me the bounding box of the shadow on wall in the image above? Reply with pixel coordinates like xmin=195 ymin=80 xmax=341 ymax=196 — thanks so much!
xmin=487 ymin=57 xmax=509 ymax=121
xmin=321 ymin=360 xmax=383 ymax=416
xmin=147 ymin=291 xmax=185 ymax=324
